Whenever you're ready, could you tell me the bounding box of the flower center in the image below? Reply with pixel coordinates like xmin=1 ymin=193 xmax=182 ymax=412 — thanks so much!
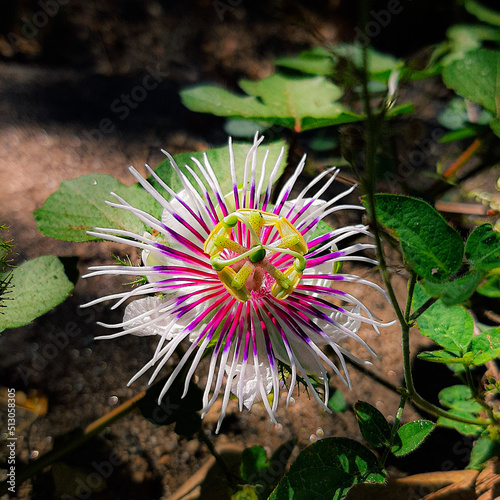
xmin=204 ymin=209 xmax=308 ymax=302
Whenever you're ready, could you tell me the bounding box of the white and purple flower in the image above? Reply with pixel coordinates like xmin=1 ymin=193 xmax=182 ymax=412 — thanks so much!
xmin=83 ymin=135 xmax=390 ymax=431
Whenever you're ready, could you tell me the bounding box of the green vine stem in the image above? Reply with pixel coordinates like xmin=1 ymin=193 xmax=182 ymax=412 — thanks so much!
xmin=380 ymin=394 xmax=408 ymax=467
xmin=358 ymin=40 xmax=489 ymax=430
xmin=197 ymin=428 xmax=238 ymax=491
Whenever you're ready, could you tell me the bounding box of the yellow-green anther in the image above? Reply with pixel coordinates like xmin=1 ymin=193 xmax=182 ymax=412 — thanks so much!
xmin=217 ymin=267 xmax=251 ymax=302
xmin=204 ymin=208 xmax=308 ymax=302
xmin=231 ymin=261 xmax=254 ymax=290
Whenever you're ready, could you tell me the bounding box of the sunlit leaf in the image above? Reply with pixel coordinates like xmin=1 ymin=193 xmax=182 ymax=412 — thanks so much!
xmin=181 ymin=73 xmax=362 ymax=132
xmin=437 ymin=409 xmax=483 ymax=436
xmin=470 ymin=327 xmax=500 ymax=365
xmin=35 ymin=174 xmax=161 ymax=242
xmin=417 ymin=350 xmax=464 ymax=364
xmin=368 ymin=195 xmax=463 ymax=282
xmin=391 ymin=420 xmax=436 ymax=457
xmin=477 ymin=275 xmax=500 ymax=297
xmin=275 ymin=44 xmax=400 ymax=82
xmin=0 ymin=256 xmax=74 ymax=331
xmin=413 ymin=286 xmax=473 ymax=352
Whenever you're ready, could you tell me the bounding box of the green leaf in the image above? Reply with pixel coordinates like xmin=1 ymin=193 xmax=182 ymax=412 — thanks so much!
xmin=0 ymin=256 xmax=74 ymax=331
xmin=354 ymin=401 xmax=391 ymax=448
xmin=417 ymin=350 xmax=465 ymax=364
xmin=443 ymin=49 xmax=500 ymax=136
xmin=328 ymin=388 xmax=347 ymax=413
xmin=465 ymin=224 xmax=500 ymax=272
xmin=421 ymin=272 xmax=482 ymax=306
xmin=439 ymin=385 xmax=482 ymax=413
xmin=368 ymin=194 xmax=463 ymax=282
xmin=241 ymin=440 xmax=295 ymax=499
xmin=413 ymin=286 xmax=474 ymax=352
xmin=232 ymin=486 xmax=260 ymax=500
xmin=269 ymin=438 xmax=385 ymax=500
xmin=151 ymin=140 xmax=287 ymax=202
xmin=468 ymin=436 xmax=500 ymax=470
xmin=275 ymin=44 xmax=399 ymax=82
xmin=464 ymin=0 xmax=500 ymax=26
xmin=35 ymin=142 xmax=288 ymax=243
xmin=35 ymin=174 xmax=161 ymax=242
xmin=439 ymin=126 xmax=485 ymax=143
xmin=446 ymin=24 xmax=500 ymax=57
xmin=181 ymin=73 xmax=362 ymax=132
xmin=438 ymin=96 xmax=493 ymax=131
xmin=437 ymin=409 xmax=483 ymax=436
xmin=470 ymin=327 xmax=500 ymax=365
xmin=391 ymin=420 xmax=436 ymax=457
xmin=477 ymin=274 xmax=500 ymax=297
xmin=224 ymin=119 xmax=272 ymax=138
xmin=241 ymin=446 xmax=269 ymax=480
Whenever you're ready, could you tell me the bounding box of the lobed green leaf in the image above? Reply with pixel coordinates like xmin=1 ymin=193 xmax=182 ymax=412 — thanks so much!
xmin=437 ymin=409 xmax=483 ymax=436
xmin=470 ymin=327 xmax=500 ymax=365
xmin=35 ymin=142 xmax=288 ymax=243
xmin=152 ymin=140 xmax=287 ymax=201
xmin=477 ymin=275 xmax=500 ymax=297
xmin=181 ymin=73 xmax=362 ymax=132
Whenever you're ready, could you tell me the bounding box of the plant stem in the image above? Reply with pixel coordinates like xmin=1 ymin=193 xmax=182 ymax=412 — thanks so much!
xmin=358 ymin=41 xmax=489 ymax=430
xmin=380 ymin=394 xmax=407 ymax=466
xmin=197 ymin=428 xmax=238 ymax=491
xmin=408 ymin=296 xmax=438 ymax=324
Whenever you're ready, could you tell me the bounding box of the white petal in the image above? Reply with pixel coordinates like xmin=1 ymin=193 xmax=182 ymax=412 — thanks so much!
xmin=227 ymin=361 xmax=273 ymax=410
xmin=123 ymin=296 xmax=181 ymax=338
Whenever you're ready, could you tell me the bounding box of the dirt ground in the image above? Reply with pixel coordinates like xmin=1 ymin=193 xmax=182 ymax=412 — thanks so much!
xmin=0 ymin=1 xmax=491 ymax=499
